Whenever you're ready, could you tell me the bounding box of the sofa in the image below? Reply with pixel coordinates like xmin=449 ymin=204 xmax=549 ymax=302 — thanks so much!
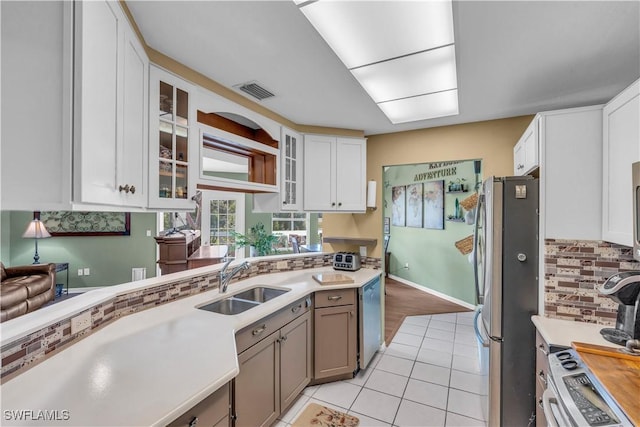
xmin=1 ymin=262 xmax=56 ymax=322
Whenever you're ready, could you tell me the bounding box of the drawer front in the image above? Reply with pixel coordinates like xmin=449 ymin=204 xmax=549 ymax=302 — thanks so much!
xmin=535 ymin=331 xmax=549 ymax=389
xmin=236 ymin=297 xmax=310 ymax=354
xmin=167 ymin=383 xmax=229 ymax=427
xmin=315 ymin=288 xmax=356 ymax=308
xmin=534 ymin=330 xmax=549 ymax=427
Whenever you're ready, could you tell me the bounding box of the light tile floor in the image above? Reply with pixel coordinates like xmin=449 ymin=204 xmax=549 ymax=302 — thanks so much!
xmin=276 ymin=312 xmax=488 ymax=427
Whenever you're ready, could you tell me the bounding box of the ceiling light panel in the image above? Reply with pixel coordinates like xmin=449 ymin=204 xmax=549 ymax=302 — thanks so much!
xmin=351 ymin=45 xmax=457 ymax=103
xmin=377 ymin=90 xmax=459 ymax=124
xmin=299 ymin=1 xmax=454 ymax=69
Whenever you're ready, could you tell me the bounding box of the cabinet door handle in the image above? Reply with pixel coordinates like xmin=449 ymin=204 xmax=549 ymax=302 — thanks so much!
xmin=537 ymin=397 xmax=544 ymax=409
xmin=350 ymin=311 xmax=354 ymax=317
xmin=129 ymin=185 xmax=136 ymax=194
xmin=119 ymin=184 xmax=130 ymax=193
xmin=291 ymin=304 xmax=302 ymax=313
xmin=538 ymin=370 xmax=547 ymax=386
xmin=283 ymin=200 xmax=287 ymax=204
xmin=188 ymin=416 xmax=198 ymax=427
xmin=331 ymin=202 xmax=336 ymax=207
xmin=327 ymin=295 xmax=342 ymax=301
xmin=281 ymin=335 xmax=288 ymax=342
xmin=537 ymin=343 xmax=549 ymax=356
xmin=252 ymin=324 xmax=266 ymax=336
xmin=338 ymin=202 xmax=342 ymax=207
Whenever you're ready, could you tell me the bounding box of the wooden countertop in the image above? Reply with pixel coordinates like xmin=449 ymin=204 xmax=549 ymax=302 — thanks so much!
xmin=573 ymin=342 xmax=640 ymax=425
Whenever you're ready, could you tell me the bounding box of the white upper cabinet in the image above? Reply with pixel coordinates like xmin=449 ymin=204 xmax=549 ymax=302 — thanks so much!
xmin=513 ymin=117 xmax=539 ymax=176
xmin=1 ymin=1 xmax=74 ymax=211
xmin=602 ymin=79 xmax=640 ymax=247
xmin=539 ymin=105 xmax=603 ymax=241
xmin=253 ymin=127 xmax=303 ymax=212
xmin=280 ymin=128 xmax=304 ymax=211
xmin=148 ymin=66 xmax=196 ymax=210
xmin=73 ymin=0 xmax=148 ymax=208
xmin=303 ymin=135 xmax=366 ymax=212
xmin=1 ymin=1 xmax=148 ymax=211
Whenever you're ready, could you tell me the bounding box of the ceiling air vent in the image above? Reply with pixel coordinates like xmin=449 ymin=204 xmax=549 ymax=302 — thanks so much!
xmin=235 ymin=81 xmax=275 ymax=101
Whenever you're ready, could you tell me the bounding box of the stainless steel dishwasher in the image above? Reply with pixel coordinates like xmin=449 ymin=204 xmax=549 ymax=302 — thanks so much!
xmin=359 ymin=275 xmax=382 ymax=370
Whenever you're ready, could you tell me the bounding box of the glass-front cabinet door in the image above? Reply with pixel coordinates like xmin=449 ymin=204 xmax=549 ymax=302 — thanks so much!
xmin=149 ymin=65 xmax=195 ymax=209
xmin=281 ymin=127 xmax=303 ymax=211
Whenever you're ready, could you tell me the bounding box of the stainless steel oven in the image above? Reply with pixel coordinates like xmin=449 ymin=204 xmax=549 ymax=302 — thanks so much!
xmin=544 ymin=349 xmax=632 ymax=427
xmin=633 ymin=161 xmax=640 ymax=261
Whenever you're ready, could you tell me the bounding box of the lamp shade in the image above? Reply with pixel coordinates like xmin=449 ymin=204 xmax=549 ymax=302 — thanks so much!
xmin=22 ymin=219 xmax=51 ymax=239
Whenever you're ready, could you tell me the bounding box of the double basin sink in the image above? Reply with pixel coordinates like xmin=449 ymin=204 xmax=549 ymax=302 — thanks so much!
xmin=198 ymin=286 xmax=290 ymax=315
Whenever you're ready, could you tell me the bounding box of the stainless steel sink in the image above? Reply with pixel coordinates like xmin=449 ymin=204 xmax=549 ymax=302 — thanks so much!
xmin=233 ymin=287 xmax=289 ymax=303
xmin=198 ymin=287 xmax=289 ymax=315
xmin=198 ymin=298 xmax=259 ymax=315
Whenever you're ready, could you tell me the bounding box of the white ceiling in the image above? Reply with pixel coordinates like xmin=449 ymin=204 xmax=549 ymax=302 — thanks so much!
xmin=126 ymin=1 xmax=640 ymax=136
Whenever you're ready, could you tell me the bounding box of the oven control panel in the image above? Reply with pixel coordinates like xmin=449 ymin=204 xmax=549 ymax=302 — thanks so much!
xmin=547 ymin=349 xmax=632 ymax=427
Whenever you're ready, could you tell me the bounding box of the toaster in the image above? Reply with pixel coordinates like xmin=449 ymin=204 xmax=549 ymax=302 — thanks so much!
xmin=333 ymin=252 xmax=361 ymax=271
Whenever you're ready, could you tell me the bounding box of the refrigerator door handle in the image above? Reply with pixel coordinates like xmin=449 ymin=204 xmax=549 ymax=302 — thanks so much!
xmin=474 ymin=307 xmax=489 ymax=347
xmin=473 ymin=192 xmax=485 ymax=305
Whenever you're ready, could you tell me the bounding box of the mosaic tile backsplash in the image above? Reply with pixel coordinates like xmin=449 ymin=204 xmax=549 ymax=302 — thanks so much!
xmin=544 ymin=239 xmax=640 ymax=324
xmin=1 ymin=254 xmax=381 ymax=380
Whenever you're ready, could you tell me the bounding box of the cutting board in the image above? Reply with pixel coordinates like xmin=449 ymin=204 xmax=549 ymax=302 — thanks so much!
xmin=572 ymin=342 xmax=640 ymax=425
xmin=312 ymin=273 xmax=354 ymax=286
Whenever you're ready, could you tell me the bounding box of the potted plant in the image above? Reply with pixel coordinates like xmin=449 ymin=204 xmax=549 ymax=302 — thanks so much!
xmin=231 ymin=222 xmax=279 ymax=256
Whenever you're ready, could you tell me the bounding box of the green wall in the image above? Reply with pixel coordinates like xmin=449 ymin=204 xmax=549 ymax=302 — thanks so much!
xmin=1 ymin=211 xmax=158 ymax=289
xmin=384 ymin=160 xmax=481 ymax=304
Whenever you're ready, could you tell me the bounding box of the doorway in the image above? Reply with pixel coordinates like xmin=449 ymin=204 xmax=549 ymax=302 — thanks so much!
xmin=200 ymin=190 xmax=246 ymax=258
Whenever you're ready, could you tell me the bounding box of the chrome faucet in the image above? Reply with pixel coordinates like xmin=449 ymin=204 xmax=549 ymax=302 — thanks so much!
xmin=219 ymin=258 xmax=250 ymax=293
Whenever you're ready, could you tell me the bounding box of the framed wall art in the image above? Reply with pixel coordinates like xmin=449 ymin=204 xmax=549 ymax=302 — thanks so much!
xmin=40 ymin=211 xmax=131 ymax=236
xmin=391 ymin=185 xmax=406 ymax=227
xmin=406 ymin=183 xmax=423 ymax=228
xmin=423 ymin=180 xmax=444 ymax=230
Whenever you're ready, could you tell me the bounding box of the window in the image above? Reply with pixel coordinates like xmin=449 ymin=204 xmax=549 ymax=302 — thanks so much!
xmin=272 ymin=213 xmax=308 ymax=250
xmin=272 ymin=212 xmax=307 ymax=232
xmin=209 ymin=199 xmax=237 ymax=247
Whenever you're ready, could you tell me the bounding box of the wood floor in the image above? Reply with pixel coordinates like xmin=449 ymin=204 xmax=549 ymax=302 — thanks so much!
xmin=384 ymin=277 xmax=471 ymax=345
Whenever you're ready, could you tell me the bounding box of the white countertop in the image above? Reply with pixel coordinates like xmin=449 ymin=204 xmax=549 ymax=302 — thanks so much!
xmin=531 ymin=315 xmax=624 ymax=348
xmin=0 ymin=267 xmax=380 ymax=427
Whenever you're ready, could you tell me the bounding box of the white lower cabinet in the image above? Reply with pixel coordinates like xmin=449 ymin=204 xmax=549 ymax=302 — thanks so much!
xmin=602 ymin=79 xmax=640 ymax=246
xmin=303 ymin=135 xmax=367 ymax=212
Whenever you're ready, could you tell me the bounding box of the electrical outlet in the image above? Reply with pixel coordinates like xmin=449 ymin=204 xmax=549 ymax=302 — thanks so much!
xmin=83 ymin=268 xmax=90 ymax=276
xmin=404 ymin=263 xmax=410 ymax=269
xmin=70 ymin=311 xmax=92 ymax=334
xmin=146 ymin=229 xmax=151 ymax=237
xmin=78 ymin=269 xmax=83 ymax=276
xmin=276 ymin=260 xmax=288 ymax=269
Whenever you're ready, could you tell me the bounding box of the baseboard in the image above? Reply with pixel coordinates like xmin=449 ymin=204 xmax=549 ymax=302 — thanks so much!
xmin=387 ymin=274 xmax=476 ymax=310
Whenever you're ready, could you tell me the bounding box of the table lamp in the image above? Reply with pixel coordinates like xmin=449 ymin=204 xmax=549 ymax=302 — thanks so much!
xmin=22 ymin=213 xmax=51 ymax=264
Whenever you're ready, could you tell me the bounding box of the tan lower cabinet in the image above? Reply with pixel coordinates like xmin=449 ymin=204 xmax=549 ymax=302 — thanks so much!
xmin=168 ymin=383 xmax=230 ymax=427
xmin=314 ymin=289 xmax=357 ymax=380
xmin=233 ymin=299 xmax=312 ymax=427
xmin=280 ymin=312 xmax=313 ymax=410
xmin=235 ymin=330 xmax=280 ymax=427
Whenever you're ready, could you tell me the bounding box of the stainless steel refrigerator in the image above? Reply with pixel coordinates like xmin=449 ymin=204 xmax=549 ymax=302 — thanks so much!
xmin=473 ymin=176 xmax=539 ymax=427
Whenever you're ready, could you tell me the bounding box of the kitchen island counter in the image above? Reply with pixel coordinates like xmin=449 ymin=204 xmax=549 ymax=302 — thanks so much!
xmin=0 ymin=266 xmax=381 ymax=427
